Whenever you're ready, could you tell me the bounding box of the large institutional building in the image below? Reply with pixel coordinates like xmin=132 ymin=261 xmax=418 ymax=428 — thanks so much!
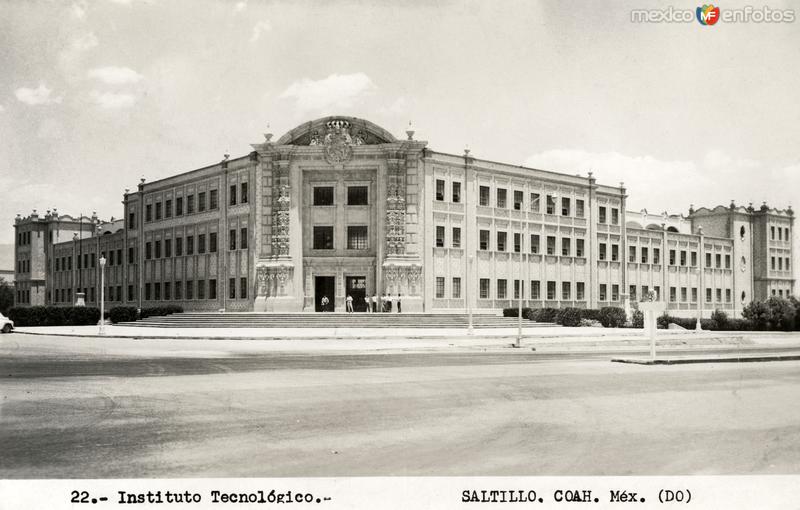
xmin=12 ymin=116 xmax=796 ymax=316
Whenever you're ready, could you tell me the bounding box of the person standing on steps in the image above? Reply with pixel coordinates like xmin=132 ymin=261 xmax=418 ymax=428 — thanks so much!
xmin=346 ymin=294 xmax=354 ymax=313
xmin=397 ymin=293 xmax=402 ymax=313
xmin=372 ymin=293 xmax=378 ymax=313
xmin=321 ymin=295 xmax=330 ymax=312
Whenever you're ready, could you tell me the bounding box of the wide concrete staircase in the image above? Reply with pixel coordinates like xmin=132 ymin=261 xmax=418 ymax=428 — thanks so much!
xmin=120 ymin=312 xmax=558 ymax=329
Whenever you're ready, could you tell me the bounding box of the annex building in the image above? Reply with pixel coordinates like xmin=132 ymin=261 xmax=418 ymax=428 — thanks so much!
xmin=12 ymin=116 xmax=796 ymax=316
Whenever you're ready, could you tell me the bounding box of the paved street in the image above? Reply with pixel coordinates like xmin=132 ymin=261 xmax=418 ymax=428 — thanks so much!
xmin=1 ymin=333 xmax=799 ymax=478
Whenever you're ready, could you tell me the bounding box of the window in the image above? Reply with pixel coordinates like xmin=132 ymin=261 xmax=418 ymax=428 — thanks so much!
xmin=629 ymin=246 xmax=636 ymax=263
xmin=479 ymin=230 xmax=490 ymax=250
xmin=496 ymin=188 xmax=507 ymax=208
xmin=681 ymin=287 xmax=687 ymax=302
xmin=347 ymin=186 xmax=369 ymax=205
xmin=436 ymin=179 xmax=445 ymax=201
xmin=435 ymin=226 xmax=445 ymax=248
xmin=653 ymin=248 xmax=660 ymax=265
xmin=576 ymin=238 xmax=584 ymax=257
xmin=726 ymin=289 xmax=731 ymax=303
xmin=155 ymin=202 xmax=162 ymax=220
xmin=546 ymin=236 xmax=556 ymax=256
xmin=128 ymin=211 xmax=135 ymax=229
xmin=165 ymin=239 xmax=172 ymax=258
xmin=771 ymin=257 xmax=776 ymax=270
xmin=514 ymin=280 xmax=522 ymax=299
xmin=778 ymin=227 xmax=783 ymax=241
xmin=128 ymin=285 xmax=134 ymax=302
xmin=561 ymin=197 xmax=570 ymax=216
xmin=611 ymin=244 xmax=619 ymax=262
xmin=692 ymin=288 xmax=698 ymax=302
xmin=531 ymin=234 xmax=540 ymax=254
xmin=347 ymin=226 xmax=368 ymax=250
xmin=599 ymin=243 xmax=607 ymax=261
xmin=642 ymin=285 xmax=649 ymax=299
xmin=706 ymin=288 xmax=712 ymax=303
xmin=198 ymin=192 xmax=206 ymax=212
xmin=128 ymin=247 xmax=134 ymax=264
xmin=599 ymin=206 xmax=607 ymax=223
xmin=680 ymin=250 xmax=686 ymax=266
xmin=479 ymin=186 xmax=490 ymax=206
xmin=562 ymin=282 xmax=571 ymax=300
xmin=155 ymin=282 xmax=161 ymax=301
xmin=313 ymin=187 xmax=333 ymax=206
xmin=785 ymin=228 xmax=789 ymax=241
xmin=546 ymin=195 xmax=556 ymax=215
xmin=452 ymin=277 xmax=461 ymax=298
xmin=452 ymin=227 xmax=461 ymax=248
xmin=176 ymin=237 xmax=183 ymax=256
xmin=786 ymin=258 xmax=791 ymax=271
xmin=479 ymin=278 xmax=489 ymax=299
xmin=497 ymin=279 xmax=508 ymax=299
xmin=145 ymin=242 xmax=152 ymax=260
xmin=611 ymin=208 xmax=619 ymax=225
xmin=668 ymin=249 xmax=676 ymax=265
xmin=174 ymin=281 xmax=182 ymax=300
xmin=240 ymin=227 xmax=248 ymax=249
xmin=576 ymin=282 xmax=585 ymax=301
xmin=452 ymin=182 xmax=461 ymax=203
xmin=771 ymin=226 xmax=775 ymax=240
xmin=229 ymin=229 xmax=237 ymax=251
xmin=654 ymin=286 xmax=661 ymax=301
xmin=691 ymin=251 xmax=697 ymax=266
xmin=576 ymin=199 xmax=585 ymax=218
xmin=706 ymin=253 xmax=712 ymax=267
xmin=230 ymin=184 xmax=238 ymax=206
xmin=547 ymin=281 xmax=556 ymax=300
xmin=241 ymin=182 xmax=248 ymax=203
xmin=229 ymin=278 xmax=236 ymax=299
xmin=187 ymin=195 xmax=195 ymax=214
xmin=514 ymin=190 xmax=523 ymax=210
xmin=145 ymin=204 xmax=152 ymax=222
xmin=670 ymin=287 xmax=677 ymax=302
xmin=198 ymin=234 xmax=206 ymax=254
xmin=186 ymin=235 xmax=194 ymax=255
xmin=207 ymin=233 xmax=216 ymax=253
xmin=630 ymin=285 xmax=637 ymax=301
xmin=497 ymin=231 xmax=507 ymax=251
xmin=209 ymin=279 xmax=217 ymax=300
xmin=725 ymin=254 xmax=731 ymax=269
xmin=562 ymin=238 xmax=570 ymax=256
xmin=209 ymin=189 xmax=218 ymax=210
xmin=165 ymin=199 xmax=172 ymax=218
xmin=164 ymin=282 xmax=171 ymax=301
xmin=176 ymin=196 xmax=184 ymax=216
xmin=599 ymin=284 xmax=607 ymax=301
xmin=186 ymin=281 xmax=194 ymax=300
xmin=715 ymin=254 xmax=721 ymax=268
xmin=611 ymin=284 xmax=619 ymax=301
xmin=313 ymin=226 xmax=334 ymax=250
xmin=532 ymin=281 xmax=541 ymax=300
xmin=240 ymin=277 xmax=248 ymax=299
xmin=716 ymin=288 xmax=722 ymax=303
xmin=435 ymin=277 xmax=445 ymax=298
xmin=145 ymin=283 xmax=151 ymax=301
xmin=514 ymin=233 xmax=521 ymax=253
xmin=530 ymin=193 xmax=540 ymax=212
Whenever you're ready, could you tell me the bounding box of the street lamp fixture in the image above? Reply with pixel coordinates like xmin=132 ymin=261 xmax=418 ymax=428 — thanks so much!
xmin=99 ymin=255 xmax=106 ymax=335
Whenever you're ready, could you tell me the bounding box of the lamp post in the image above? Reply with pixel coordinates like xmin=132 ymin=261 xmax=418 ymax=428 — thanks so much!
xmin=467 ymin=254 xmax=474 ymax=335
xmin=99 ymin=255 xmax=106 ymax=335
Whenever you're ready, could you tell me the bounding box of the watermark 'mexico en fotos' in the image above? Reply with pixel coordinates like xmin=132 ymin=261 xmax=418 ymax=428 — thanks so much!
xmin=631 ymin=4 xmax=796 ymax=24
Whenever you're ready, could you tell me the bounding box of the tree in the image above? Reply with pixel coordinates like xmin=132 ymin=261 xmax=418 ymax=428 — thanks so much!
xmin=0 ymin=278 xmax=13 ymax=315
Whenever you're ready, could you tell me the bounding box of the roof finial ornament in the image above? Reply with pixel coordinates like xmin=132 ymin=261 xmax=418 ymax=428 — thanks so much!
xmin=406 ymin=121 xmax=415 ymax=141
xmin=463 ymin=144 xmax=470 ymax=157
xmin=264 ymin=122 xmax=273 ymax=142
xmin=223 ymin=153 xmax=230 ymax=161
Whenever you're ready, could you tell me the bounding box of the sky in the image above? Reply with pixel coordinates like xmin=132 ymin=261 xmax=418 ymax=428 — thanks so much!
xmin=0 ymin=0 xmax=798 ymax=261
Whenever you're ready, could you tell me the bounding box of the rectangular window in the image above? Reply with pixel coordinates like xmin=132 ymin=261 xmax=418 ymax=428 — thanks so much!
xmin=198 ymin=192 xmax=206 ymax=212
xmin=229 ymin=278 xmax=236 ymax=299
xmin=514 ymin=280 xmax=522 ymax=299
xmin=165 ymin=239 xmax=172 ymax=258
xmin=576 ymin=199 xmax=585 ymax=218
xmin=145 ymin=242 xmax=152 ymax=260
xmin=241 ymin=182 xmax=248 ymax=203
xmin=514 ymin=190 xmax=523 ymax=210
xmin=128 ymin=211 xmax=135 ymax=229
xmin=725 ymin=254 xmax=731 ymax=269
xmin=164 ymin=282 xmax=171 ymax=301
xmin=230 ymin=184 xmax=238 ymax=206
xmin=611 ymin=208 xmax=619 ymax=225
xmin=680 ymin=250 xmax=686 ymax=266
xmin=630 ymin=285 xmax=637 ymax=301
xmin=496 ymin=188 xmax=507 ymax=208
xmin=692 ymin=287 xmax=698 ymax=302
xmin=479 ymin=278 xmax=490 ymax=299
xmin=611 ymin=244 xmax=619 ymax=262
xmin=128 ymin=285 xmax=134 ymax=302
xmin=186 ymin=235 xmax=194 ymax=255
xmin=562 ymin=282 xmax=571 ymax=300
xmin=653 ymin=248 xmax=660 ymax=265
xmin=154 ymin=282 xmax=161 ymax=301
xmin=479 ymin=186 xmax=490 ymax=207
xmin=497 ymin=279 xmax=507 ymax=299
xmin=599 ymin=206 xmax=607 ymax=223
xmin=532 ymin=280 xmax=541 ymax=300
xmin=612 ymin=284 xmax=619 ymax=301
xmin=436 ymin=179 xmax=445 ymax=201
xmin=155 ymin=202 xmax=162 ymax=220
xmin=716 ymin=288 xmax=722 ymax=302
xmin=530 ymin=193 xmax=540 ymax=212
xmin=771 ymin=226 xmax=775 ymax=240
xmin=452 ymin=227 xmax=461 ymax=248
xmin=599 ymin=243 xmax=607 ymax=261
xmin=669 ymin=250 xmax=676 ymax=265
xmin=145 ymin=204 xmax=152 ymax=222
xmin=561 ymin=238 xmax=570 ymax=256
xmin=670 ymin=287 xmax=677 ymax=302
xmin=654 ymin=286 xmax=661 ymax=301
xmin=207 ymin=232 xmax=216 ymax=253
xmin=497 ymin=231 xmax=507 ymax=252
xmin=706 ymin=288 xmax=712 ymax=303
xmin=209 ymin=189 xmax=218 ymax=210
xmin=546 ymin=195 xmax=556 ymax=215
xmin=599 ymin=284 xmax=607 ymax=301
xmin=347 ymin=186 xmax=369 ymax=205
xmin=479 ymin=230 xmax=490 ymax=250
xmin=726 ymin=289 xmax=731 ymax=303
xmin=313 ymin=226 xmax=334 ymax=250
xmin=229 ymin=229 xmax=237 ymax=251
xmin=435 ymin=226 xmax=445 ymax=248
xmin=681 ymin=287 xmax=687 ymax=302
xmin=452 ymin=182 xmax=461 ymax=203
xmin=128 ymin=247 xmax=134 ymax=264
xmin=546 ymin=236 xmax=556 ymax=256
xmin=435 ymin=277 xmax=445 ymax=298
xmin=347 ymin=226 xmax=368 ymax=250
xmin=629 ymin=246 xmax=636 ymax=263
xmin=240 ymin=277 xmax=248 ymax=299
xmin=198 ymin=234 xmax=206 ymax=254
xmin=452 ymin=277 xmax=461 ymax=299
xmin=240 ymin=227 xmax=248 ymax=249
xmin=176 ymin=237 xmax=183 ymax=257
xmin=187 ymin=195 xmax=195 ymax=214
xmin=577 ymin=282 xmax=585 ymax=301
xmin=174 ymin=281 xmax=182 ymax=300
xmin=547 ymin=281 xmax=556 ymax=300
xmin=165 ymin=200 xmax=172 ymax=218
xmin=145 ymin=283 xmax=151 ymax=300
xmin=176 ymin=196 xmax=183 ymax=216
xmin=576 ymin=238 xmax=584 ymax=257
xmin=186 ymin=281 xmax=194 ymax=300
xmin=715 ymin=254 xmax=721 ymax=268
xmin=691 ymin=251 xmax=697 ymax=266
xmin=531 ymin=234 xmax=540 ymax=254
xmin=706 ymin=253 xmax=712 ymax=267
xmin=561 ymin=197 xmax=570 ymax=216
xmin=514 ymin=233 xmax=521 ymax=253
xmin=209 ymin=279 xmax=217 ymax=300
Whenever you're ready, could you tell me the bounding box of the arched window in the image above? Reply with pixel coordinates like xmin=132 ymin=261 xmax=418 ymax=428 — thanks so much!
xmin=740 ymin=225 xmax=746 ymax=240
xmin=741 ymin=291 xmax=746 ymax=303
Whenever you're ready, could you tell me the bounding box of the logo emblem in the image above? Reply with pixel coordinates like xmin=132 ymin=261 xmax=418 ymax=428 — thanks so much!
xmin=696 ymin=4 xmax=720 ymax=25
xmin=323 ymin=119 xmax=354 ymax=164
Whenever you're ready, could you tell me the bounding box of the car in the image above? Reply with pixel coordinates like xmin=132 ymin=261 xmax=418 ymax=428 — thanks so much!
xmin=0 ymin=313 xmax=14 ymax=333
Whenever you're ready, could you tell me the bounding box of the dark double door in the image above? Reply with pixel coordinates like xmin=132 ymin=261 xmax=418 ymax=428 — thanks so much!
xmin=314 ymin=275 xmax=368 ymax=312
xmin=346 ymin=276 xmax=367 ymax=312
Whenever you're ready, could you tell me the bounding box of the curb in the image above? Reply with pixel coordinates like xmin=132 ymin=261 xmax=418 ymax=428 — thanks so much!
xmin=611 ymin=354 xmax=800 ymax=365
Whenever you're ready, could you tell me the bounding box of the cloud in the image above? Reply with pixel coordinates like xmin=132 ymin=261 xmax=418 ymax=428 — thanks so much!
xmin=88 ymin=66 xmax=143 ymax=84
xmin=14 ymin=83 xmax=63 ymax=105
xmin=91 ymin=91 xmax=137 ymax=109
xmin=279 ymin=73 xmax=376 ymax=112
xmin=234 ymin=1 xmax=247 ymax=13
xmin=71 ymin=0 xmax=88 ymax=20
xmin=377 ymin=96 xmax=409 ymax=116
xmin=250 ymin=20 xmax=271 ymax=42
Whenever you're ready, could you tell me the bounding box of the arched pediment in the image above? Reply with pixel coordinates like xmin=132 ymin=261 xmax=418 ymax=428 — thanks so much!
xmin=276 ymin=116 xmax=398 ymax=146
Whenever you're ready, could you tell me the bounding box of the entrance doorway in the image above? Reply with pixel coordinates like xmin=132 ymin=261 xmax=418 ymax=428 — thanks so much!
xmin=315 ymin=276 xmax=335 ymax=312
xmin=346 ymin=276 xmax=367 ymax=312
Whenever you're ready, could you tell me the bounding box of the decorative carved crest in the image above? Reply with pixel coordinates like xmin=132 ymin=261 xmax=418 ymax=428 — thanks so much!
xmin=323 ymin=119 xmax=354 ymax=164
